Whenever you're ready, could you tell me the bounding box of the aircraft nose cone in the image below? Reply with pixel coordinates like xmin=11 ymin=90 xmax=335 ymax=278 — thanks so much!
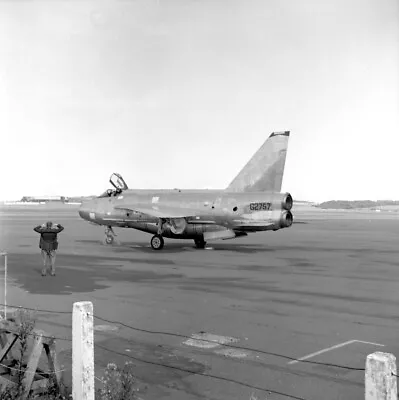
xmin=78 ymin=202 xmax=91 ymax=221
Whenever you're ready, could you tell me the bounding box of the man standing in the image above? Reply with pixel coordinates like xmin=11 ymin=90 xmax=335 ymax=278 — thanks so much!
xmin=33 ymin=221 xmax=64 ymax=276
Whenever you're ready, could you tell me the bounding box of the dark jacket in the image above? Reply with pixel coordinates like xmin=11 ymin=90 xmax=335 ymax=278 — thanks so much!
xmin=34 ymin=225 xmax=64 ymax=251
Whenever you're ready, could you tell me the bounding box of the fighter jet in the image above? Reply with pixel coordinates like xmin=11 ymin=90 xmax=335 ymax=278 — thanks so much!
xmin=78 ymin=131 xmax=293 ymax=250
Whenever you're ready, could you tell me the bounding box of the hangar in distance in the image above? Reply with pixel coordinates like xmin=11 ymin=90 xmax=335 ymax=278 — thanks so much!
xmin=78 ymin=131 xmax=293 ymax=250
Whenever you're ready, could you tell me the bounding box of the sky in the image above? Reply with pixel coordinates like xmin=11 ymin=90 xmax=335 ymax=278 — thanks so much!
xmin=0 ymin=0 xmax=398 ymax=202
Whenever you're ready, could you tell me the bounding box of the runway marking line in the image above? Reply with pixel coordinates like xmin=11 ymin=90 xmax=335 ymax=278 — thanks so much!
xmin=288 ymin=339 xmax=385 ymax=365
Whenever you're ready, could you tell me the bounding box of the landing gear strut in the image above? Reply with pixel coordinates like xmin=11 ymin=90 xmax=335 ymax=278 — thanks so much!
xmin=151 ymin=234 xmax=164 ymax=250
xmin=103 ymin=226 xmax=118 ymax=245
xmin=194 ymin=237 xmax=207 ymax=249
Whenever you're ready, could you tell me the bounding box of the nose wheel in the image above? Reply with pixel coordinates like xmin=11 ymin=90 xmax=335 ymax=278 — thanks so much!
xmin=103 ymin=226 xmax=119 ymax=245
xmin=151 ymin=234 xmax=164 ymax=250
xmin=105 ymin=236 xmax=114 ymax=245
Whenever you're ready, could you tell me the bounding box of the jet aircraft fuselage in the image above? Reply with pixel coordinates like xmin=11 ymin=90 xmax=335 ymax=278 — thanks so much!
xmin=79 ymin=189 xmax=293 ymax=241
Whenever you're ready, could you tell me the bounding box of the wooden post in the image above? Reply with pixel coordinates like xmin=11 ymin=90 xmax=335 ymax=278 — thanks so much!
xmin=365 ymin=352 xmax=397 ymax=400
xmin=72 ymin=301 xmax=94 ymax=400
xmin=21 ymin=331 xmax=45 ymax=398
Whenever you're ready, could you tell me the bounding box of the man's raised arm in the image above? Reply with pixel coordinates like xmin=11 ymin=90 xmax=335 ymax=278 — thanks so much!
xmin=33 ymin=225 xmax=43 ymax=233
xmin=54 ymin=224 xmax=64 ymax=233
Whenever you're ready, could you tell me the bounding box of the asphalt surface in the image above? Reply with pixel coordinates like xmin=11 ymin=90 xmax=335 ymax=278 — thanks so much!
xmin=0 ymin=205 xmax=399 ymax=400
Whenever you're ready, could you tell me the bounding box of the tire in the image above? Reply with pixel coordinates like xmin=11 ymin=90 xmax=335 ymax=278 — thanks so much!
xmin=151 ymin=235 xmax=164 ymax=250
xmin=105 ymin=236 xmax=114 ymax=245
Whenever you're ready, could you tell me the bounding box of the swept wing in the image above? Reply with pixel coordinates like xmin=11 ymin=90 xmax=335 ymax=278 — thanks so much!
xmin=114 ymin=204 xmax=213 ymax=220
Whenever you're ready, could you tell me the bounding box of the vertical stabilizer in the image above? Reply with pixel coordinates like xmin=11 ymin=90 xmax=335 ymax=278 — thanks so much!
xmin=226 ymin=131 xmax=290 ymax=193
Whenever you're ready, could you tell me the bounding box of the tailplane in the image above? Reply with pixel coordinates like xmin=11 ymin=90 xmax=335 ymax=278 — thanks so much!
xmin=226 ymin=131 xmax=290 ymax=193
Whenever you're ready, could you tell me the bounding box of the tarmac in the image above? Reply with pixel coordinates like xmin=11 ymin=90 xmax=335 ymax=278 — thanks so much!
xmin=0 ymin=204 xmax=399 ymax=400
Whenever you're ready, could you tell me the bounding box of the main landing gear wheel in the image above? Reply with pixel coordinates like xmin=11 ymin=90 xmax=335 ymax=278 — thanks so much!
xmin=194 ymin=238 xmax=207 ymax=249
xmin=105 ymin=236 xmax=114 ymax=245
xmin=151 ymin=235 xmax=164 ymax=250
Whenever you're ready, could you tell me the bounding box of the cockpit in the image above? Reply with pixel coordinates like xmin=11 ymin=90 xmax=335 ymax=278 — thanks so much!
xmin=97 ymin=188 xmax=123 ymax=198
xmin=97 ymin=173 xmax=129 ymax=198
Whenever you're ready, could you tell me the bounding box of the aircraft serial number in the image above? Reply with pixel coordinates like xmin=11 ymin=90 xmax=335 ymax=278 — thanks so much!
xmin=249 ymin=202 xmax=271 ymax=211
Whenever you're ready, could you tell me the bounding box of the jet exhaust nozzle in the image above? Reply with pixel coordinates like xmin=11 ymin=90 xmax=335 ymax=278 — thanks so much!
xmin=282 ymin=193 xmax=293 ymax=211
xmin=280 ymin=210 xmax=293 ymax=228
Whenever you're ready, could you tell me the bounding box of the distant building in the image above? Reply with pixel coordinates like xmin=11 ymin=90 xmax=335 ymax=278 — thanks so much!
xmin=64 ymin=196 xmax=96 ymax=204
xmin=20 ymin=196 xmax=66 ymax=203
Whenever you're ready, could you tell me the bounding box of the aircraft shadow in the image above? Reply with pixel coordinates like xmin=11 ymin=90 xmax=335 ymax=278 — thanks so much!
xmin=114 ymin=242 xmax=277 ymax=255
xmin=76 ymin=237 xmax=282 ymax=254
xmin=76 ymin=239 xmax=105 ymax=245
xmin=75 ymin=239 xmax=391 ymax=256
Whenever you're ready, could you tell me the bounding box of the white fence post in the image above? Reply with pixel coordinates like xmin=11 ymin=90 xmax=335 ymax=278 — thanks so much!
xmin=72 ymin=301 xmax=95 ymax=400
xmin=365 ymin=352 xmax=397 ymax=400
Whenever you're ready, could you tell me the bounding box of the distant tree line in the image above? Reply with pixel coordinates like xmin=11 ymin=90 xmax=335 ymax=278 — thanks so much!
xmin=317 ymin=200 xmax=399 ymax=209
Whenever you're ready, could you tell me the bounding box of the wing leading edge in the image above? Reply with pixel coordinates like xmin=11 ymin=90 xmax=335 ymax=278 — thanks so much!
xmin=114 ymin=204 xmax=211 ymax=219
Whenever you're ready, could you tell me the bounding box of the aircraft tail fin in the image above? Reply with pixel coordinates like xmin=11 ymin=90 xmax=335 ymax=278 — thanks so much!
xmin=226 ymin=131 xmax=290 ymax=193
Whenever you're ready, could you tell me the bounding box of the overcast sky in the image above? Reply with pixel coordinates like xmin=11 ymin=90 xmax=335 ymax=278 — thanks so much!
xmin=1 ymin=0 xmax=398 ymax=202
